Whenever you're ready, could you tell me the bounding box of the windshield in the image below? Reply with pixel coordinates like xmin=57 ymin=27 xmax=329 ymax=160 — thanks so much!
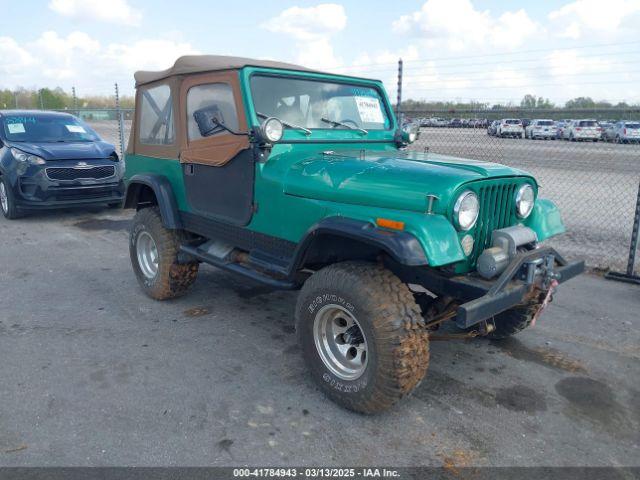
xmin=625 ymin=123 xmax=640 ymax=129
xmin=537 ymin=120 xmax=554 ymax=126
xmin=577 ymin=121 xmax=597 ymax=127
xmin=505 ymin=119 xmax=521 ymax=124
xmin=250 ymin=75 xmax=391 ymax=131
xmin=1 ymin=114 xmax=100 ymax=143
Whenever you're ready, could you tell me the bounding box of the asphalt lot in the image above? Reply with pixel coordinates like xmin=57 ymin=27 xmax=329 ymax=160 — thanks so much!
xmin=1 ymin=208 xmax=638 ymax=467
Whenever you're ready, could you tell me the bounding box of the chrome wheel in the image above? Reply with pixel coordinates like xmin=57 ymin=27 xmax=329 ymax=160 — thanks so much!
xmin=136 ymin=231 xmax=159 ymax=280
xmin=0 ymin=182 xmax=8 ymax=214
xmin=313 ymin=304 xmax=368 ymax=381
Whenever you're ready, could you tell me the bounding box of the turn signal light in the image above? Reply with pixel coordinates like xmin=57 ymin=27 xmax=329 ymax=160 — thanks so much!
xmin=376 ymin=218 xmax=405 ymax=231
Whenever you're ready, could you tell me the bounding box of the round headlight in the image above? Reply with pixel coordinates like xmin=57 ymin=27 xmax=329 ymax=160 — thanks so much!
xmin=515 ymin=184 xmax=535 ymax=218
xmin=262 ymin=117 xmax=283 ymax=143
xmin=453 ymin=191 xmax=480 ymax=231
xmin=408 ymin=131 xmax=417 ymax=143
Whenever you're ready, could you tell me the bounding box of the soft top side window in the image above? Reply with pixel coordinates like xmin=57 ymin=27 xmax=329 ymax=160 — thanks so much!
xmin=139 ymin=84 xmax=175 ymax=145
xmin=187 ymin=83 xmax=239 ymax=141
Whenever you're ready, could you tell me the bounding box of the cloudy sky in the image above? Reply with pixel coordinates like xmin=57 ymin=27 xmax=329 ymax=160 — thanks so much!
xmin=1 ymin=0 xmax=639 ymax=104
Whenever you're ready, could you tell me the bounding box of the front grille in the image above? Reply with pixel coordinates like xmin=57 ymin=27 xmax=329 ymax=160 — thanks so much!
xmin=470 ymin=182 xmax=519 ymax=264
xmin=46 ymin=165 xmax=115 ymax=181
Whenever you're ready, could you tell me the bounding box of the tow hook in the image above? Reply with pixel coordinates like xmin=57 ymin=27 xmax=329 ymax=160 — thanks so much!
xmin=478 ymin=318 xmax=496 ymax=335
xmin=532 ymin=278 xmax=559 ymax=327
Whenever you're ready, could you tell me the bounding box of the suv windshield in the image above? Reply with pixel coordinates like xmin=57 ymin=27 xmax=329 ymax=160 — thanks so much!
xmin=1 ymin=114 xmax=100 ymax=143
xmin=250 ymin=75 xmax=391 ymax=131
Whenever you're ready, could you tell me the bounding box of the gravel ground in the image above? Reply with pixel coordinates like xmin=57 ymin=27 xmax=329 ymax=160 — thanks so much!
xmin=0 ymin=208 xmax=638 ymax=467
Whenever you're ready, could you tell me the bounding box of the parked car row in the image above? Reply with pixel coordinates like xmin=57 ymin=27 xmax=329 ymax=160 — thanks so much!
xmin=419 ymin=117 xmax=489 ymax=128
xmin=486 ymin=118 xmax=640 ymax=143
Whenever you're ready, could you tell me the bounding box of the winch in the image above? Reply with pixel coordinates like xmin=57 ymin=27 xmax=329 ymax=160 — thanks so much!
xmin=477 ymin=226 xmax=538 ymax=279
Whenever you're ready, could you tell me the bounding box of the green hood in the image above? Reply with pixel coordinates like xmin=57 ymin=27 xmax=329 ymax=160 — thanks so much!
xmin=284 ymin=150 xmax=532 ymax=214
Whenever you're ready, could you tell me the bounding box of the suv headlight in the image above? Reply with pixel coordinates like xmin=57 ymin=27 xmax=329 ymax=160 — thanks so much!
xmin=11 ymin=147 xmax=45 ymax=165
xmin=453 ymin=190 xmax=479 ymax=231
xmin=515 ymin=184 xmax=535 ymax=218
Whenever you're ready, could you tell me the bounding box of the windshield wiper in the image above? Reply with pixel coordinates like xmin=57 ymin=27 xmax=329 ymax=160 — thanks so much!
xmin=257 ymin=112 xmax=311 ymax=136
xmin=321 ymin=117 xmax=368 ymax=135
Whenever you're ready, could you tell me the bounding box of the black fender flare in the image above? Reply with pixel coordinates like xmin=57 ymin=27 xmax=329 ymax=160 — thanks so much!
xmin=124 ymin=174 xmax=182 ymax=229
xmin=289 ymin=216 xmax=428 ymax=274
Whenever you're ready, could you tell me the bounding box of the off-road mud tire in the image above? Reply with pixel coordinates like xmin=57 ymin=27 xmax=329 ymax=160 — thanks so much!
xmin=129 ymin=206 xmax=199 ymax=300
xmin=295 ymin=262 xmax=430 ymax=414
xmin=486 ymin=303 xmax=538 ymax=339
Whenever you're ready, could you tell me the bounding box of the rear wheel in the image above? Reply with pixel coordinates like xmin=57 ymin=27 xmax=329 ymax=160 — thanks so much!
xmin=295 ymin=262 xmax=429 ymax=414
xmin=0 ymin=177 xmax=21 ymax=220
xmin=129 ymin=206 xmax=199 ymax=300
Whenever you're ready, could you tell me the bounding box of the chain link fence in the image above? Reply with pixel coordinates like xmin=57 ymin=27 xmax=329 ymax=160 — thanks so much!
xmin=27 ymin=96 xmax=640 ymax=277
xmin=403 ymin=109 xmax=640 ymax=276
xmin=76 ymin=109 xmax=133 ymax=160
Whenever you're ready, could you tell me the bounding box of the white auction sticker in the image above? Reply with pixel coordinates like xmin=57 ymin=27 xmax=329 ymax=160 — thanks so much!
xmin=66 ymin=125 xmax=86 ymax=133
xmin=355 ymin=96 xmax=384 ymax=124
xmin=7 ymin=123 xmax=26 ymax=134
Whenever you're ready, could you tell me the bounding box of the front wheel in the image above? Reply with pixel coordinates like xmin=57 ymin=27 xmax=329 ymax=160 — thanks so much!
xmin=129 ymin=207 xmax=199 ymax=300
xmin=0 ymin=177 xmax=21 ymax=220
xmin=485 ymin=304 xmax=538 ymax=339
xmin=295 ymin=262 xmax=430 ymax=414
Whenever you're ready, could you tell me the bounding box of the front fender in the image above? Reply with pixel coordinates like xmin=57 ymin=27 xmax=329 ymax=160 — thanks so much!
xmin=319 ymin=204 xmax=466 ymax=267
xmin=524 ymin=198 xmax=565 ymax=241
xmin=124 ymin=174 xmax=182 ymax=229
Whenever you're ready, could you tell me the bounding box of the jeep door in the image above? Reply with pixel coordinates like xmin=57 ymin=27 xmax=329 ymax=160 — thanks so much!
xmin=179 ymin=71 xmax=254 ymax=226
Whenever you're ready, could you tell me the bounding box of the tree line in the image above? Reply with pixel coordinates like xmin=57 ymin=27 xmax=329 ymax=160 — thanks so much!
xmin=1 ymin=87 xmax=637 ymax=114
xmin=0 ymin=87 xmax=135 ymax=110
xmin=399 ymin=94 xmax=639 ymax=112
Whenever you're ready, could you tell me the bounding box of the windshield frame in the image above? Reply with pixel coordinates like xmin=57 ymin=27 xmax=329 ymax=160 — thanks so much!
xmin=242 ymin=68 xmax=397 ymax=140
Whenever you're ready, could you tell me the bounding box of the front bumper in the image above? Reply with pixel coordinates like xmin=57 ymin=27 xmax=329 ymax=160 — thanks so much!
xmin=455 ymin=246 xmax=584 ymax=328
xmin=12 ymin=161 xmax=124 ymax=210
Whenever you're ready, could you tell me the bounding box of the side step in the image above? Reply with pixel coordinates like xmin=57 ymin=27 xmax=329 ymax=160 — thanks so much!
xmin=179 ymin=244 xmax=297 ymax=290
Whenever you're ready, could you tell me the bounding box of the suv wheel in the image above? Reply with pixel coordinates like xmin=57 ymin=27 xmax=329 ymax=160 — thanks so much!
xmin=295 ymin=262 xmax=429 ymax=414
xmin=0 ymin=177 xmax=21 ymax=220
xmin=129 ymin=206 xmax=199 ymax=300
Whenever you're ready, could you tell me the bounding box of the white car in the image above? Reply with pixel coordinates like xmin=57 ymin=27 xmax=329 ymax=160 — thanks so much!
xmin=525 ymin=119 xmax=556 ymax=140
xmin=563 ymin=119 xmax=601 ymax=142
xmin=603 ymin=121 xmax=640 ymax=143
xmin=497 ymin=119 xmax=524 ymax=138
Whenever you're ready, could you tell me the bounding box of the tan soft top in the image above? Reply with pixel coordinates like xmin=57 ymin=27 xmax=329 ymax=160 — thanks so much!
xmin=134 ymin=55 xmax=318 ymax=86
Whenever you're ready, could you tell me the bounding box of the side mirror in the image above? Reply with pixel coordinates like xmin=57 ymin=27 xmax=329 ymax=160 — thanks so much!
xmin=193 ymin=105 xmax=225 ymax=137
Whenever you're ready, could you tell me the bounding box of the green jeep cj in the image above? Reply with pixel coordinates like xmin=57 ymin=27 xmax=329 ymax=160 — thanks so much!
xmin=124 ymin=55 xmax=584 ymax=413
